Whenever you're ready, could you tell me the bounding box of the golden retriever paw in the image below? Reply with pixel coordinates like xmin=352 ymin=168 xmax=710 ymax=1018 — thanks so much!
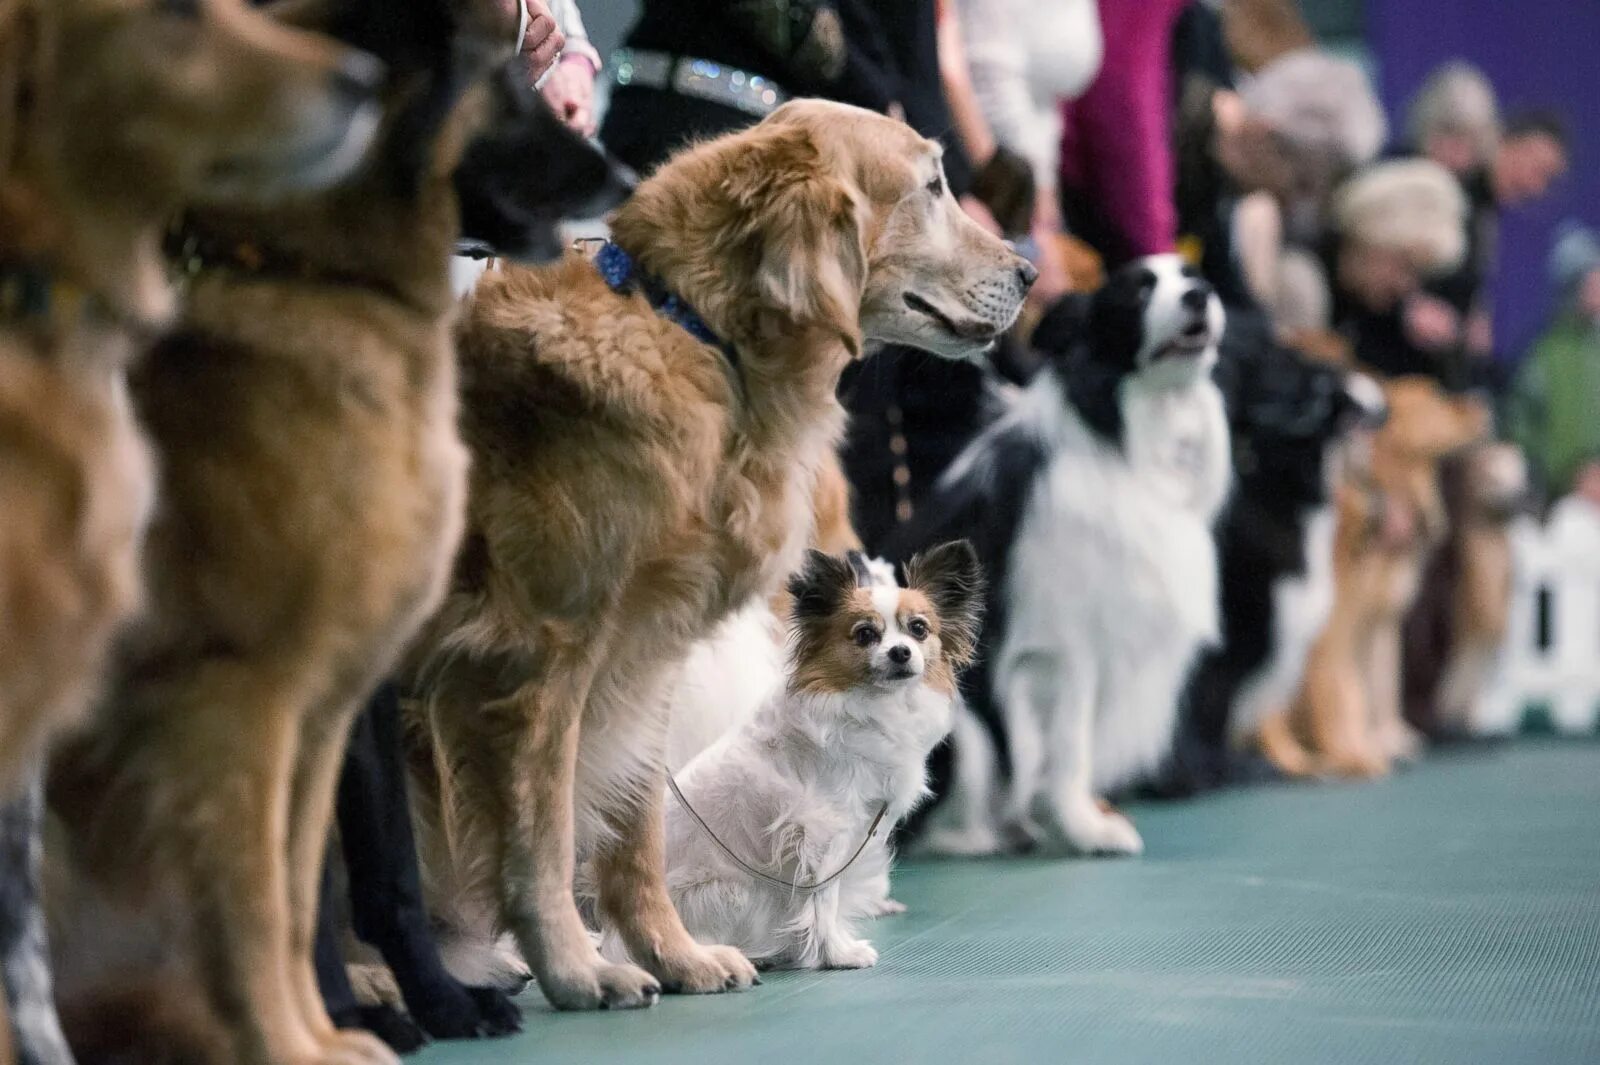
xmin=309 ymin=1028 xmax=401 ymax=1065
xmin=648 ymin=942 xmax=758 ymax=995
xmin=540 ymin=958 xmax=661 ymax=1011
xmin=1319 ymin=751 xmax=1390 ymax=779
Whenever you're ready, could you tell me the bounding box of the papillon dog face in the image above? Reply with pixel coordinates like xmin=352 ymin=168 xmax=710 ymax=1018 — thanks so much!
xmin=786 ymin=542 xmax=984 ymax=697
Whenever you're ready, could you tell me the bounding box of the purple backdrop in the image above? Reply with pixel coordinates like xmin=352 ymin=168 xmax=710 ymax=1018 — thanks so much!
xmin=1369 ymin=0 xmax=1600 ymax=362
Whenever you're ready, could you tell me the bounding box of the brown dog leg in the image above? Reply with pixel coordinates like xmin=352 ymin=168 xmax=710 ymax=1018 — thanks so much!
xmin=593 ymin=769 xmax=757 ymax=995
xmin=498 ymin=673 xmax=662 ymax=1011
xmin=283 ymin=690 xmax=397 ymax=1064
xmin=1301 ymin=631 xmax=1389 ymax=778
xmin=1253 ymin=709 xmax=1318 ymax=778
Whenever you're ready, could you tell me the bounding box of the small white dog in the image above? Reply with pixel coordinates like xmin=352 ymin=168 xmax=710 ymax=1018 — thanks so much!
xmin=624 ymin=543 xmax=982 ymax=970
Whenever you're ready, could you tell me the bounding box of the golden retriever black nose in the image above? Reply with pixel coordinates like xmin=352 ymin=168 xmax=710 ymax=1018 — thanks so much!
xmin=1017 ymin=260 xmax=1040 ymax=291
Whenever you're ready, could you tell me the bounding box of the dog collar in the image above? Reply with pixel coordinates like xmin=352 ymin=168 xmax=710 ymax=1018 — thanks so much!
xmin=592 ymin=241 xmax=738 ymax=366
xmin=165 ymin=221 xmax=412 ymax=308
xmin=0 ymin=260 xmax=106 ymax=329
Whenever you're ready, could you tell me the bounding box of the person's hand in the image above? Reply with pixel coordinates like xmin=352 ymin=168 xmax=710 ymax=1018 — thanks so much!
xmin=515 ymin=0 xmax=564 ymax=83
xmin=542 ymin=54 xmax=597 ymax=136
xmin=1403 ymin=294 xmax=1462 ymax=352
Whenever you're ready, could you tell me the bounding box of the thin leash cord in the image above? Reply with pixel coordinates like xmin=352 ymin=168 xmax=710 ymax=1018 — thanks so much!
xmin=667 ymin=777 xmax=889 ymax=896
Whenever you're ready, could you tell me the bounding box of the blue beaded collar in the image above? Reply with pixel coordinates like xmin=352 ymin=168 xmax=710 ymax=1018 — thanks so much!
xmin=593 ymin=242 xmax=737 ymax=367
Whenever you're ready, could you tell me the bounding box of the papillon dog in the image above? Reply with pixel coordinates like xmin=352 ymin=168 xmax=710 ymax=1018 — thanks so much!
xmin=619 ymin=543 xmax=982 ymax=970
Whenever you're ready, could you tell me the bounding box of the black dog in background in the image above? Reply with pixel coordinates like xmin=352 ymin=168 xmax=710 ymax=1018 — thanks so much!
xmin=312 ymin=65 xmax=632 ymax=1052
xmin=1155 ymin=316 xmax=1386 ymax=797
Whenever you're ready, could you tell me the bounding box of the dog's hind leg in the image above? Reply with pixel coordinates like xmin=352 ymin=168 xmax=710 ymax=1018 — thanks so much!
xmin=0 ymin=770 xmax=74 ymax=1065
xmin=592 ymin=774 xmax=758 ymax=995
xmin=337 ymin=685 xmax=520 ymax=1040
xmin=496 ymin=663 xmax=663 ymax=1011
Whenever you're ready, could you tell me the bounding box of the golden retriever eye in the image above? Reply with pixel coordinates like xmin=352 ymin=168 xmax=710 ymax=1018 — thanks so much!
xmin=907 ymin=617 xmax=930 ymax=640
xmin=157 ymin=0 xmax=201 ymax=17
xmin=925 ymin=172 xmax=944 ymax=197
xmin=852 ymin=623 xmax=881 ymax=647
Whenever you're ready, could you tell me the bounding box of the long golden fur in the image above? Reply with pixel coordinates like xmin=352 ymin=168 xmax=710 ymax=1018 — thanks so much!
xmin=1256 ymin=378 xmax=1489 ymax=778
xmin=406 ymin=100 xmax=1031 ymax=1011
xmin=46 ymin=5 xmax=516 ymax=1062
xmin=0 ymin=0 xmax=378 ymax=795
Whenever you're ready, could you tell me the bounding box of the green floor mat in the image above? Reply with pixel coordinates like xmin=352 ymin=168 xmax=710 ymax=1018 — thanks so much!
xmin=417 ymin=741 xmax=1600 ymax=1065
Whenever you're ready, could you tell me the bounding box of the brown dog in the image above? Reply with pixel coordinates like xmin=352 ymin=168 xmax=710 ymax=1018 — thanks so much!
xmin=1404 ymin=442 xmax=1529 ymax=736
xmin=1256 ymin=377 xmax=1489 ymax=778
xmin=0 ymin=0 xmax=378 ymax=794
xmin=47 ymin=3 xmax=521 ymax=1062
xmin=405 ymin=100 xmax=1032 ymax=1011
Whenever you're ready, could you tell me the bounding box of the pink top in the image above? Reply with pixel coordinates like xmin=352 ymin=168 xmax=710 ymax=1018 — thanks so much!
xmin=1058 ymin=0 xmax=1188 ymax=259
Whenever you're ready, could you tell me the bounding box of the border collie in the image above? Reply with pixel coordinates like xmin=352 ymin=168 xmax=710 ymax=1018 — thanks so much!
xmin=888 ymin=256 xmax=1229 ymax=856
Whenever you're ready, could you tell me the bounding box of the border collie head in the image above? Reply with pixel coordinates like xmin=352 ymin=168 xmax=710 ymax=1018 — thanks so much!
xmin=1089 ymin=254 xmax=1225 ymax=388
xmin=1230 ymin=341 xmax=1388 ymax=507
xmin=786 ymin=543 xmax=984 ymax=697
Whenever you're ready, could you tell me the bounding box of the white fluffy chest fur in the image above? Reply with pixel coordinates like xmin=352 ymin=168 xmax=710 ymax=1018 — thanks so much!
xmin=1231 ymin=504 xmax=1337 ymax=736
xmin=646 ymin=682 xmax=952 ymax=968
xmin=1004 ymin=373 xmax=1231 ymax=657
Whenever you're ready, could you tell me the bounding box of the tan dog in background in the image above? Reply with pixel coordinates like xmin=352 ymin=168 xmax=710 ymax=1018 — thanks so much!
xmin=1256 ymin=378 xmax=1489 ymax=778
xmin=407 ymin=100 xmax=1032 ymax=1012
xmin=0 ymin=0 xmax=379 ymax=794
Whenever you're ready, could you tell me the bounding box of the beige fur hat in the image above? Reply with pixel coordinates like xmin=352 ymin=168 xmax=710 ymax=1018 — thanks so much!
xmin=1334 ymin=159 xmax=1469 ymax=274
xmin=1241 ymin=47 xmax=1388 ymax=168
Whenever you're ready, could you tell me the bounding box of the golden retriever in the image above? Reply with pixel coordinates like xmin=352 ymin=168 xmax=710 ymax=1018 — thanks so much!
xmin=1256 ymin=378 xmax=1489 ymax=778
xmin=405 ymin=99 xmax=1032 ymax=1010
xmin=0 ymin=0 xmax=379 ymax=795
xmin=47 ymin=2 xmax=519 ymax=1062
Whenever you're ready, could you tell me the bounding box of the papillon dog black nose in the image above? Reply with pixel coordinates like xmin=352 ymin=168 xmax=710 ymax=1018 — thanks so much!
xmin=888 ymin=645 xmax=912 ymax=665
xmin=1180 ymin=284 xmax=1212 ymax=312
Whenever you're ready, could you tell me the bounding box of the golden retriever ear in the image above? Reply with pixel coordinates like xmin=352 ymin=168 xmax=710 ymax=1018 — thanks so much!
xmin=722 ymin=126 xmax=867 ymax=357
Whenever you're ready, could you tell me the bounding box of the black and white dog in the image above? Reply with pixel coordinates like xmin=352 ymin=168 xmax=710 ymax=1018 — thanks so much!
xmin=888 ymin=256 xmax=1230 ymax=857
xmin=1157 ymin=316 xmax=1387 ymax=796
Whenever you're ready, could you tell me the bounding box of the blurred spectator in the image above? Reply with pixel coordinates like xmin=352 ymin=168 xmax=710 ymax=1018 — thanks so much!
xmin=1507 ymin=224 xmax=1600 ymax=501
xmin=599 ymin=1 xmax=899 ymax=174
xmin=1394 ymin=88 xmax=1571 ymax=386
xmin=1406 ymin=61 xmax=1500 ymax=180
xmin=540 ymin=0 xmax=601 ymax=136
xmin=1220 ymin=0 xmax=1313 ymax=74
xmin=1057 ymin=0 xmax=1190 ymax=267
xmin=1175 ymin=39 xmax=1385 ymax=310
xmin=953 ymin=0 xmax=1102 ymax=206
xmin=1326 ymin=159 xmax=1469 ymax=376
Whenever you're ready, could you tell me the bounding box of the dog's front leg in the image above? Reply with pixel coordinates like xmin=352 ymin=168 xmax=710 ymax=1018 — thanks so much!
xmin=807 ymin=888 xmax=878 ymax=971
xmin=1036 ymin=654 xmax=1143 ymax=857
xmin=594 ymin=775 xmax=758 ymax=995
xmin=500 ymin=677 xmax=662 ymax=1010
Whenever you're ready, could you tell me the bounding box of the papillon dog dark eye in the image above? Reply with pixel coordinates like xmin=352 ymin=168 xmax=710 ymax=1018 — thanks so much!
xmin=906 ymin=617 xmax=929 ymax=640
xmin=852 ymin=622 xmax=881 ymax=648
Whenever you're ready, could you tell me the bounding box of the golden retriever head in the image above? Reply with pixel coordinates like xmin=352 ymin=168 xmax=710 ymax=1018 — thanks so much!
xmin=1 ymin=0 xmax=385 ymax=320
xmin=609 ymin=99 xmax=1035 ymax=364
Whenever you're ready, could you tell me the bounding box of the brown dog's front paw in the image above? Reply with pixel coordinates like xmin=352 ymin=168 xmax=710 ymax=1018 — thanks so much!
xmin=649 ymin=943 xmax=758 ymax=995
xmin=540 ymin=959 xmax=662 ymax=1011
xmin=310 ymin=1028 xmax=401 ymax=1065
xmin=1319 ymin=751 xmax=1390 ymax=779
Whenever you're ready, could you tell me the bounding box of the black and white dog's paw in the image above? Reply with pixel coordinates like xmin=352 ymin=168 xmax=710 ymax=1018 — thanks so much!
xmin=407 ymin=981 xmax=522 ymax=1040
xmin=1043 ymin=797 xmax=1144 ymax=857
xmin=333 ymin=1003 xmax=429 ymax=1055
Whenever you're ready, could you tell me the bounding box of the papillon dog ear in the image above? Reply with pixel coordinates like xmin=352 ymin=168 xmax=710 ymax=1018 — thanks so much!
xmin=903 ymin=540 xmax=985 ymax=667
xmin=788 ymin=549 xmax=858 ymax=624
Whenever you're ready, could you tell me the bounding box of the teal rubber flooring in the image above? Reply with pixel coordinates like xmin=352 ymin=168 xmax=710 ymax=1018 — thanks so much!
xmin=419 ymin=741 xmax=1600 ymax=1065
